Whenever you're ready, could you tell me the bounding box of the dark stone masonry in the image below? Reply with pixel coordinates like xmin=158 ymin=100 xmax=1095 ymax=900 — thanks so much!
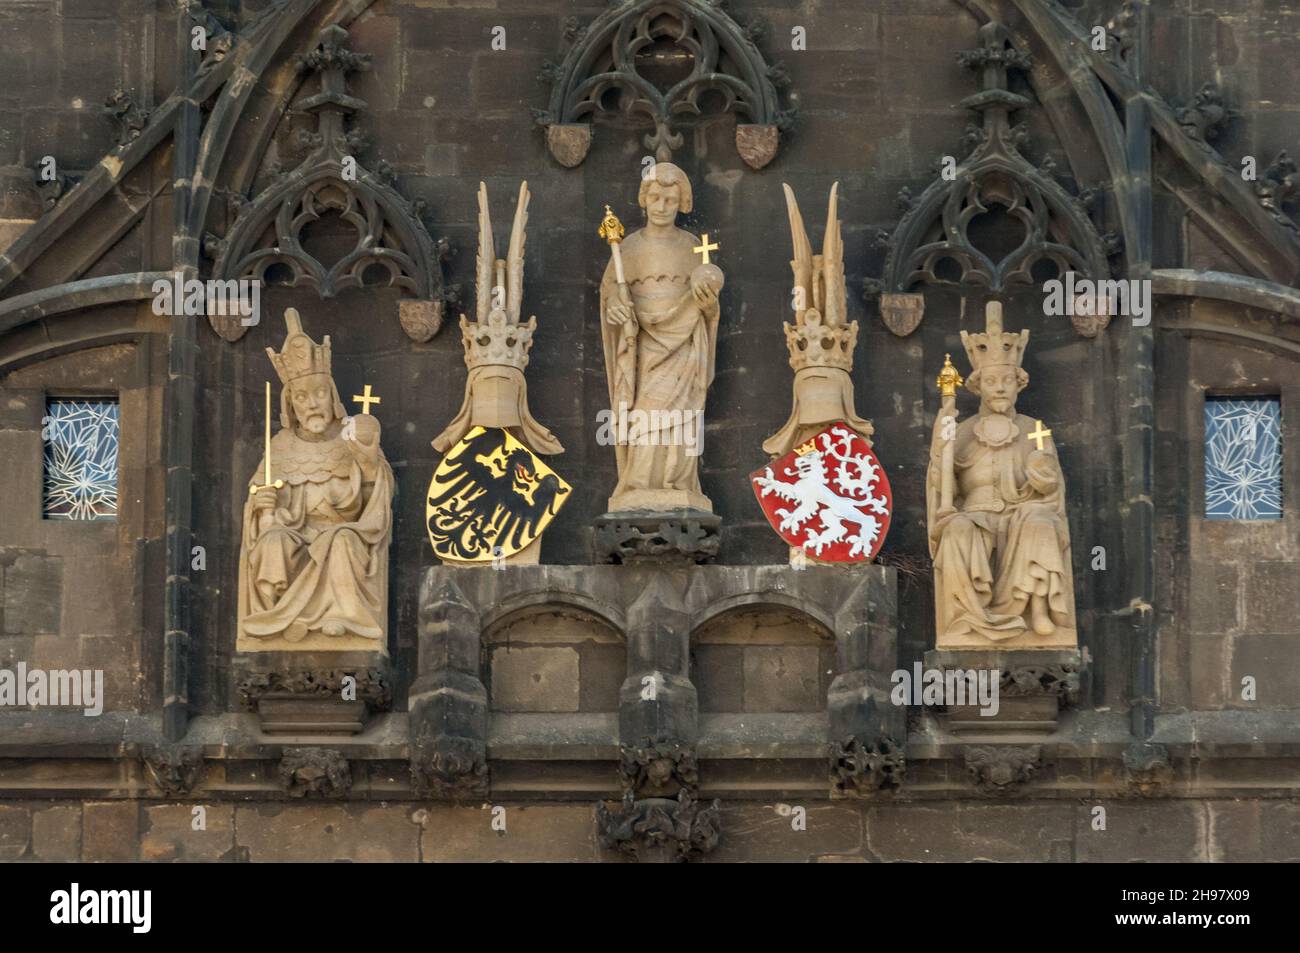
xmin=0 ymin=0 xmax=1296 ymax=862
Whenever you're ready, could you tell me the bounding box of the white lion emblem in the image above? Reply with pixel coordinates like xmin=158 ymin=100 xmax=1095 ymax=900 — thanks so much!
xmin=753 ymin=424 xmax=889 ymax=558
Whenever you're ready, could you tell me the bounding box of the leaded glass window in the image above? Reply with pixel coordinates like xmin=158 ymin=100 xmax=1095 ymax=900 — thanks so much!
xmin=42 ymin=398 xmax=120 ymax=521
xmin=1204 ymin=397 xmax=1282 ymax=520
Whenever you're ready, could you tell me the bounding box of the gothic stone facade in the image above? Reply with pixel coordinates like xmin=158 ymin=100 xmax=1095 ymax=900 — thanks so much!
xmin=0 ymin=0 xmax=1298 ymax=863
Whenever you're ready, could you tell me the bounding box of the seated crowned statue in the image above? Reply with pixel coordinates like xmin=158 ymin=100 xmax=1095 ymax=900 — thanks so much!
xmin=926 ymin=301 xmax=1078 ymax=649
xmin=237 ymin=308 xmax=394 ymax=652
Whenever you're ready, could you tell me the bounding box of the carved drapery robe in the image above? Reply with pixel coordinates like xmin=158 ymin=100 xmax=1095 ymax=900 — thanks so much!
xmin=600 ymin=229 xmax=718 ymax=507
xmin=926 ymin=412 xmax=1076 ymax=646
xmin=238 ymin=415 xmax=393 ymax=647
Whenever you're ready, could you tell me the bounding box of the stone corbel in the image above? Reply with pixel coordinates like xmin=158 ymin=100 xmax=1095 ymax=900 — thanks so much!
xmin=965 ymin=744 xmax=1042 ymax=796
xmin=139 ymin=745 xmax=206 ymax=798
xmin=278 ymin=747 xmax=352 ymax=799
xmin=1122 ymin=742 xmax=1173 ymax=797
xmin=408 ymin=577 xmax=489 ymax=799
xmin=596 ymin=789 xmax=721 ymax=864
xmin=237 ymin=660 xmax=393 ymax=736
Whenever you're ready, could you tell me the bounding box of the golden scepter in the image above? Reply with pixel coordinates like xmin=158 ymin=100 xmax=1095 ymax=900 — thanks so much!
xmin=598 ymin=205 xmax=638 ymax=423
xmin=935 ymin=353 xmax=963 ymax=516
xmin=598 ymin=205 xmax=631 ymax=305
xmin=250 ymin=380 xmax=284 ymax=496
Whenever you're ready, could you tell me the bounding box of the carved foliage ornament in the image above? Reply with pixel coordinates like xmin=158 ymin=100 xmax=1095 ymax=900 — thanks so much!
xmin=830 ymin=736 xmax=905 ymax=797
xmin=596 ymin=789 xmax=721 ymax=863
xmin=209 ymin=25 xmax=446 ymax=342
xmin=873 ymin=23 xmax=1108 ymax=334
xmin=538 ymin=0 xmax=794 ymax=169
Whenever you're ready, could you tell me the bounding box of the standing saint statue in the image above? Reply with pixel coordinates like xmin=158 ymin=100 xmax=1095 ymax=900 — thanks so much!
xmin=926 ymin=301 xmax=1077 ymax=648
xmin=599 ymin=162 xmax=723 ymax=513
xmin=237 ymin=308 xmax=394 ymax=653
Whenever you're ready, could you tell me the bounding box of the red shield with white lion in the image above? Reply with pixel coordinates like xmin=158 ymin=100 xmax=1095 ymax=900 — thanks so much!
xmin=750 ymin=422 xmax=893 ymax=563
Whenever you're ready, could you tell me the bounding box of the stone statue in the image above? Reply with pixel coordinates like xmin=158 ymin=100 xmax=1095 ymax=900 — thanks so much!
xmin=599 ymin=162 xmax=723 ymax=513
xmin=433 ymin=180 xmax=562 ymax=458
xmin=926 ymin=301 xmax=1077 ymax=648
xmin=237 ymin=308 xmax=394 ymax=653
xmin=429 ymin=180 xmax=567 ymax=565
xmin=763 ymin=181 xmax=874 ymax=457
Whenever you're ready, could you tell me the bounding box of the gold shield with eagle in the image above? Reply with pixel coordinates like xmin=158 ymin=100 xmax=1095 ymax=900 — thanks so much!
xmin=426 ymin=426 xmax=571 ymax=561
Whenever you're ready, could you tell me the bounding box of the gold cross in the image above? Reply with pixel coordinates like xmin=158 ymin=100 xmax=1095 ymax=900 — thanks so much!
xmin=1028 ymin=419 xmax=1052 ymax=451
xmin=352 ymin=384 xmax=382 ymax=415
xmin=693 ymin=233 xmax=719 ymax=265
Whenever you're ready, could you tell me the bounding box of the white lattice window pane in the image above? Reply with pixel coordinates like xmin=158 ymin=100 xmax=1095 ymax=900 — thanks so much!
xmin=1204 ymin=397 xmax=1282 ymax=520
xmin=41 ymin=399 xmax=120 ymax=521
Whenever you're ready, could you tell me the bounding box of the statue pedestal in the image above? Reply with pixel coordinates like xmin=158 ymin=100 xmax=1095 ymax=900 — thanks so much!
xmin=236 ymin=651 xmax=392 ymax=737
xmin=923 ymin=647 xmax=1083 ymax=736
xmin=594 ymin=509 xmax=720 ymax=565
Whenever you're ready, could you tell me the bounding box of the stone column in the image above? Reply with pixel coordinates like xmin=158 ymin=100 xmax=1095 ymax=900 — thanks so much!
xmin=408 ymin=575 xmax=489 ymax=798
xmin=617 ymin=572 xmax=698 ymax=797
xmin=829 ymin=573 xmax=906 ymax=795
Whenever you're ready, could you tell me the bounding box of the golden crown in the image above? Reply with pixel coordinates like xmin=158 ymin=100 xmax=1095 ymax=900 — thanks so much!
xmin=960 ymin=301 xmax=1028 ymax=372
xmin=266 ymin=308 xmax=332 ymax=383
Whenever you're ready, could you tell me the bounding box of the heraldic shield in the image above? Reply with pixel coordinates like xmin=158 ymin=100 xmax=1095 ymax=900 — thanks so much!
xmin=750 ymin=422 xmax=893 ymax=563
xmin=427 ymin=426 xmax=571 ymax=561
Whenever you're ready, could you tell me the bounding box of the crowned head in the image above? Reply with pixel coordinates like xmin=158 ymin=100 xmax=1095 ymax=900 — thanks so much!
xmin=960 ymin=301 xmax=1029 ymax=415
xmin=266 ymin=308 xmax=345 ymax=434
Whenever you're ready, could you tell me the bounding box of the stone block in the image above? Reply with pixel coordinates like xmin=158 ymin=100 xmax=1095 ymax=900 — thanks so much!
xmin=578 ymin=642 xmax=624 ymax=713
xmin=236 ymin=804 xmax=419 ymax=862
xmin=1189 ymin=560 xmax=1239 ymax=634
xmin=694 ymin=644 xmax=744 ymax=713
xmin=141 ymin=804 xmax=234 ymax=863
xmin=82 ymin=801 xmax=138 ymax=862
xmin=1074 ymin=802 xmax=1204 ymax=863
xmin=743 ymin=645 xmax=821 ymax=712
xmin=31 ymin=804 xmax=81 ymax=862
xmin=1245 ymin=561 xmax=1300 ymax=634
xmin=3 ymin=553 xmax=62 ymax=635
xmin=0 ymin=804 xmax=31 ymax=861
xmin=1231 ymin=634 xmax=1300 ymax=709
xmin=703 ymin=804 xmax=863 ymax=863
xmin=421 ymin=804 xmax=599 ymax=863
xmin=490 ymin=645 xmax=580 ymax=712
